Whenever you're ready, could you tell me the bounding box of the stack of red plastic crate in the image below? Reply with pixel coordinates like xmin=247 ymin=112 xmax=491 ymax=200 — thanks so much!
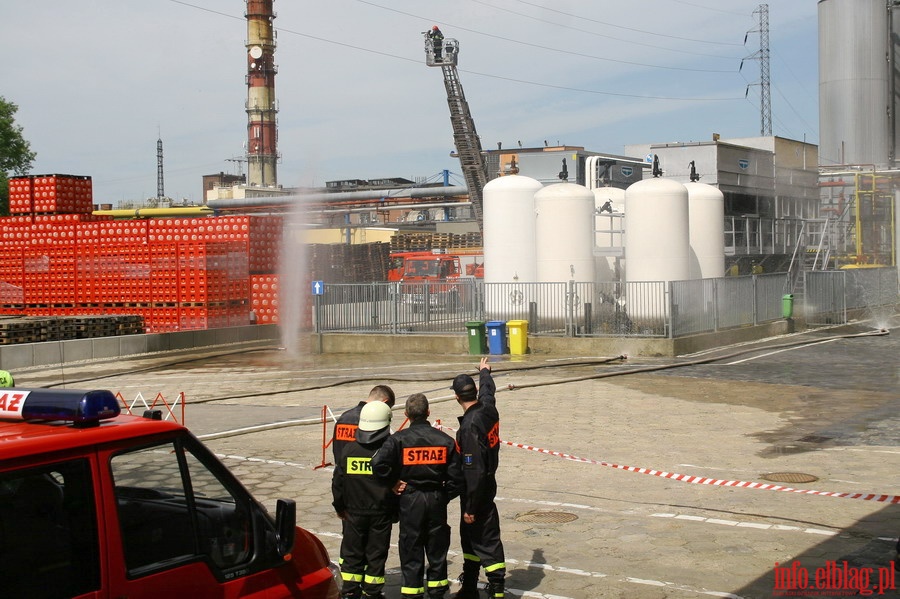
xmin=247 ymin=215 xmax=283 ymax=324
xmin=31 ymin=175 xmax=93 ymax=214
xmin=0 ymin=174 xmax=285 ymax=333
xmin=250 ymin=274 xmax=279 ymax=324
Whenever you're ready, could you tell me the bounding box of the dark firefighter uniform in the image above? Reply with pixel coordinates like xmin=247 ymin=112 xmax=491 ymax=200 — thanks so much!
xmin=332 ymin=423 xmax=396 ymax=598
xmin=455 ymin=366 xmax=505 ymax=598
xmin=428 ymin=26 xmax=444 ymax=60
xmin=333 ymin=401 xmax=365 ymax=465
xmin=373 ymin=420 xmax=462 ymax=599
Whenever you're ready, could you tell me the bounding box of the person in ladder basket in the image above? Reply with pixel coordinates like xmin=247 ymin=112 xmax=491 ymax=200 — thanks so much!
xmin=451 ymin=357 xmax=506 ymax=599
xmin=373 ymin=393 xmax=463 ymax=599
xmin=428 ymin=25 xmax=444 ymax=61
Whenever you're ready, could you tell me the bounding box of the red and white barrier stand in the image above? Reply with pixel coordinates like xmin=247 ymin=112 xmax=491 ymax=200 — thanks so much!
xmin=314 ymin=405 xmax=337 ymax=470
xmin=116 ymin=391 xmax=185 ymax=424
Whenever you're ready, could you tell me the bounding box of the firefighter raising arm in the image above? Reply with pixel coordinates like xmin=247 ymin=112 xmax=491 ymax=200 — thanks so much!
xmin=451 ymin=357 xmax=507 ymax=597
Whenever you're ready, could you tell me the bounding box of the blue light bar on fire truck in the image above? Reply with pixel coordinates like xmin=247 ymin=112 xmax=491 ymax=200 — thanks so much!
xmin=0 ymin=389 xmax=120 ymax=426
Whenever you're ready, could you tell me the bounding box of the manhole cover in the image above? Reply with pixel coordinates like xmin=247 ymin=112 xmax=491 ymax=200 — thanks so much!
xmin=761 ymin=472 xmax=819 ymax=484
xmin=514 ymin=510 xmax=578 ymax=524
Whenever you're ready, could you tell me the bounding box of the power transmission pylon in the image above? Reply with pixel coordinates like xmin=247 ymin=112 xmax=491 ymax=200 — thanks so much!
xmin=742 ymin=3 xmax=772 ymax=136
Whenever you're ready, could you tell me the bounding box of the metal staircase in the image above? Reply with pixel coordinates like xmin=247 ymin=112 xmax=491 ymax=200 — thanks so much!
xmin=787 ymin=218 xmax=832 ymax=296
xmin=425 ymin=35 xmax=487 ymax=234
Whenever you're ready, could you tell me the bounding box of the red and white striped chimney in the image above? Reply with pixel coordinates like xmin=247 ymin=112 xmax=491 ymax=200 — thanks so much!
xmin=245 ymin=0 xmax=278 ymax=187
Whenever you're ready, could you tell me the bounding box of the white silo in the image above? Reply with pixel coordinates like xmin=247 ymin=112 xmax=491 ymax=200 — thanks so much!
xmin=593 ymin=186 xmax=625 ymax=283
xmin=684 ymin=182 xmax=725 ymax=279
xmin=483 ymin=175 xmax=542 ymax=318
xmin=624 ymin=177 xmax=690 ymax=320
xmin=483 ymin=174 xmax=542 ymax=283
xmin=818 ymin=0 xmax=891 ymax=167
xmin=535 ymin=182 xmax=596 ymax=284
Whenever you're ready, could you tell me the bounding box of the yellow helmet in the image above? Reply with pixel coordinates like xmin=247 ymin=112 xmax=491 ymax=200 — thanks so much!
xmin=0 ymin=370 xmax=14 ymax=388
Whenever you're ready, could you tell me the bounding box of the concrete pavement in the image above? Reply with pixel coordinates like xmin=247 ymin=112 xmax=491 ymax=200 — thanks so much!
xmin=13 ymin=318 xmax=900 ymax=598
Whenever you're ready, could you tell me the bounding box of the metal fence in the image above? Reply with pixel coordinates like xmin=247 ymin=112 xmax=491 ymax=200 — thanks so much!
xmin=669 ymin=273 xmax=788 ymax=337
xmin=314 ymin=272 xmax=808 ymax=338
xmin=805 ymin=267 xmax=899 ymax=326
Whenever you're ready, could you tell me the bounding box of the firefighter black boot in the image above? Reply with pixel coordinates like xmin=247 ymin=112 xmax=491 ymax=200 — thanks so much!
xmin=451 ymin=562 xmax=480 ymax=599
xmin=484 ymin=579 xmax=505 ymax=599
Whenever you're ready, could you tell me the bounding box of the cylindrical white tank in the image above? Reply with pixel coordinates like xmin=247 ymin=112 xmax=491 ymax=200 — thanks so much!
xmin=535 ymin=182 xmax=596 ymax=284
xmin=593 ymin=187 xmax=625 ymax=283
xmin=483 ymin=175 xmax=542 ymax=284
xmin=685 ymin=182 xmax=725 ymax=279
xmin=818 ymin=0 xmax=890 ymax=167
xmin=624 ymin=177 xmax=690 ymax=319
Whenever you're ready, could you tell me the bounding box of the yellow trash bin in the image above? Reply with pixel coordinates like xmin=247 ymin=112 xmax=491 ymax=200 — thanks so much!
xmin=507 ymin=320 xmax=528 ymax=355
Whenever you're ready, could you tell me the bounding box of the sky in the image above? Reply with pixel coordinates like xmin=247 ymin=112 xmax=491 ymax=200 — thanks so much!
xmin=2 ymin=1 xmax=819 ymax=206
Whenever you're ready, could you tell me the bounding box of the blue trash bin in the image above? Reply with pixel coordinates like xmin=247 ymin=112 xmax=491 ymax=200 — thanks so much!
xmin=485 ymin=320 xmax=508 ymax=355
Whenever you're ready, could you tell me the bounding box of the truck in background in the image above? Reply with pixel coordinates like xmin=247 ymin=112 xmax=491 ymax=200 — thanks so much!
xmin=397 ymin=251 xmax=475 ymax=312
xmin=389 ymin=250 xmax=483 ymax=282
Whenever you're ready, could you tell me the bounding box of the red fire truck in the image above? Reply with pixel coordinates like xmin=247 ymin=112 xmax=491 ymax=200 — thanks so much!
xmin=0 ymin=388 xmax=340 ymax=599
xmin=398 ymin=252 xmax=469 ymax=312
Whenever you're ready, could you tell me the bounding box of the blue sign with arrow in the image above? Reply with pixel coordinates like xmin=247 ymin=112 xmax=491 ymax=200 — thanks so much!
xmin=311 ymin=281 xmax=324 ymax=295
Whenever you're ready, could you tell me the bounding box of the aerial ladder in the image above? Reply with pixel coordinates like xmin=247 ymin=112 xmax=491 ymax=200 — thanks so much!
xmin=424 ymin=31 xmax=487 ymax=234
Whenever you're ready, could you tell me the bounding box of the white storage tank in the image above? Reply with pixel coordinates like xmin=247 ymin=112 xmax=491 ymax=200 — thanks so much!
xmin=685 ymin=182 xmax=725 ymax=279
xmin=535 ymin=182 xmax=596 ymax=284
xmin=624 ymin=177 xmax=690 ymax=320
xmin=483 ymin=174 xmax=542 ymax=283
xmin=483 ymin=175 xmax=542 ymax=318
xmin=818 ymin=0 xmax=890 ymax=167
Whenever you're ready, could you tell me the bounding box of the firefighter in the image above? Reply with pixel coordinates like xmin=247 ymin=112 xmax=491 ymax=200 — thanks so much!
xmin=428 ymin=25 xmax=444 ymax=60
xmin=372 ymin=393 xmax=462 ymax=599
xmin=333 ymin=385 xmax=396 ymax=465
xmin=0 ymin=370 xmax=14 ymax=387
xmin=451 ymin=357 xmax=506 ymax=599
xmin=332 ymin=401 xmax=397 ymax=599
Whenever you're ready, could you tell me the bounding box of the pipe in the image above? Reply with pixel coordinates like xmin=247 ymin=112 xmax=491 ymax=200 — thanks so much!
xmin=506 ymin=329 xmax=890 ymax=391
xmin=319 ymin=201 xmax=472 ymax=215
xmin=206 ymin=186 xmax=469 ymax=211
xmin=92 ymin=207 xmax=214 ymax=219
xmin=193 ymin=329 xmax=895 ymax=440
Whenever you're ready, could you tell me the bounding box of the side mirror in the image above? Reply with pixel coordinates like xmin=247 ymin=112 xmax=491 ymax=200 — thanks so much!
xmin=275 ymin=498 xmax=296 ymax=557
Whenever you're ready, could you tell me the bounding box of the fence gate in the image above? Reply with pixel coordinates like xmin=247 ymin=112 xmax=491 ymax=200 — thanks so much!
xmin=804 ymin=271 xmax=846 ymax=326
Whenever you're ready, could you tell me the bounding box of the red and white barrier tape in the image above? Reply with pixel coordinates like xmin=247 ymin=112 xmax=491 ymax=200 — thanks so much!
xmin=435 ymin=422 xmax=900 ymax=504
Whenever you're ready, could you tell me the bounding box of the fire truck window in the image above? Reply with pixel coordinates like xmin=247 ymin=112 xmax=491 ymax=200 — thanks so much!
xmin=112 ymin=439 xmax=253 ymax=575
xmin=183 ymin=448 xmax=252 ymax=568
xmin=112 ymin=442 xmax=196 ymax=572
xmin=0 ymin=460 xmax=101 ymax=599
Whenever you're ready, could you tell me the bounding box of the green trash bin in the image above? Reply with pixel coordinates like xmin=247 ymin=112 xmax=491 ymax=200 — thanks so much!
xmin=782 ymin=294 xmax=794 ymax=319
xmin=507 ymin=320 xmax=528 ymax=355
xmin=465 ymin=321 xmax=487 ymax=355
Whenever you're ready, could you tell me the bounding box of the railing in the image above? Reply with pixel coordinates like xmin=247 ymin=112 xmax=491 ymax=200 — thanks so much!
xmin=314 ymin=273 xmax=809 ymax=338
xmin=805 ymin=267 xmax=898 ymax=326
xmin=669 ymin=274 xmax=788 ymax=337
